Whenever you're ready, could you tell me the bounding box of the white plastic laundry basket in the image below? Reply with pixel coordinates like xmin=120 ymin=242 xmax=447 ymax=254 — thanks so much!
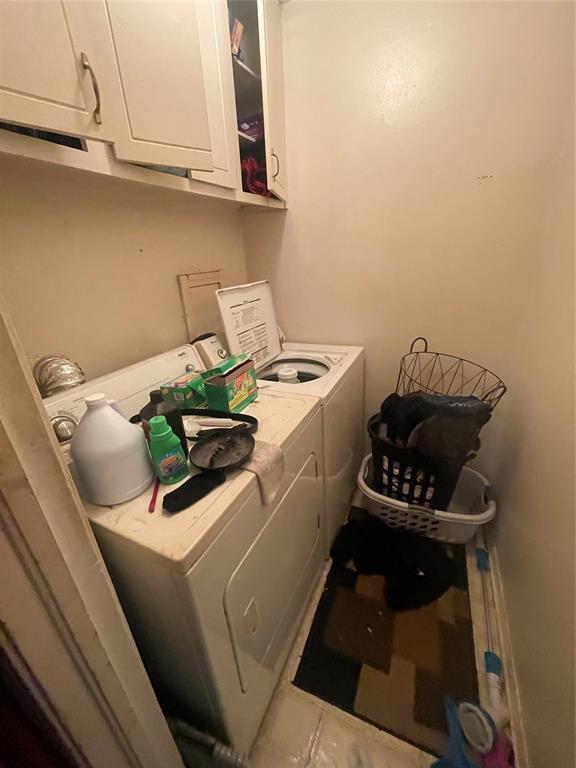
xmin=357 ymin=454 xmax=496 ymax=544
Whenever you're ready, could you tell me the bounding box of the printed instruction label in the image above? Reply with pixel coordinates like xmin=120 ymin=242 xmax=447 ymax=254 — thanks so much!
xmin=217 ymin=282 xmax=281 ymax=369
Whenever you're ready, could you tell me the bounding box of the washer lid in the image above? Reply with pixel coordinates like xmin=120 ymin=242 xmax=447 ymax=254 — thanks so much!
xmin=216 ymin=281 xmax=281 ymax=371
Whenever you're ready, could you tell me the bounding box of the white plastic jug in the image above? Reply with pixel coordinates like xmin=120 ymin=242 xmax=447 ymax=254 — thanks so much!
xmin=71 ymin=393 xmax=153 ymax=506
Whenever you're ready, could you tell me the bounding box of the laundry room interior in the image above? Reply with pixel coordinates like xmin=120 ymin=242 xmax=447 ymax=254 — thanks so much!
xmin=0 ymin=2 xmax=573 ymax=768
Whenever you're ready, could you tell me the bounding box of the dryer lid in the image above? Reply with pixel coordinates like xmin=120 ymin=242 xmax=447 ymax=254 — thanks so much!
xmin=216 ymin=281 xmax=281 ymax=371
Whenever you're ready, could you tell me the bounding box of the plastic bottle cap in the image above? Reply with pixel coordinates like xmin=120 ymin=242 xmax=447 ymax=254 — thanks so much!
xmin=150 ymin=390 xmax=164 ymax=404
xmin=149 ymin=415 xmax=170 ymax=436
xmin=85 ymin=393 xmax=107 ymax=408
xmin=278 ymin=366 xmax=299 ymax=382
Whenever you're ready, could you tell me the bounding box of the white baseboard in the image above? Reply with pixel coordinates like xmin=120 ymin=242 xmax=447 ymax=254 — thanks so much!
xmin=468 ymin=535 xmax=529 ymax=767
xmin=488 ymin=542 xmax=529 ymax=767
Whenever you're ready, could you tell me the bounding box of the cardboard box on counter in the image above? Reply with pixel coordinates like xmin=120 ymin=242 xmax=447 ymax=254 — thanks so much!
xmin=202 ymin=354 xmax=257 ymax=412
xmin=160 ymin=371 xmax=206 ymax=408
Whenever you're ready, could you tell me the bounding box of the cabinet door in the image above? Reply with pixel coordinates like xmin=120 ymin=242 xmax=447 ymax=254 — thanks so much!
xmin=0 ymin=1 xmax=115 ymax=142
xmin=0 ymin=1 xmax=213 ymax=171
xmin=190 ymin=0 xmax=240 ymax=189
xmin=103 ymin=0 xmax=212 ymax=170
xmin=258 ymin=0 xmax=288 ymax=201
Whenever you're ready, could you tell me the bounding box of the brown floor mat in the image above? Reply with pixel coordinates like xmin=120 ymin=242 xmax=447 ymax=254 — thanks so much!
xmin=294 ymin=538 xmax=477 ymax=757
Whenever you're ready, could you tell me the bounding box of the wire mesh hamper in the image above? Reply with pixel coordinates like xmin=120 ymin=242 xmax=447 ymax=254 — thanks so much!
xmin=368 ymin=337 xmax=506 ymax=514
xmin=358 ymin=454 xmax=496 ymax=544
xmin=396 ymin=337 xmax=506 ymax=407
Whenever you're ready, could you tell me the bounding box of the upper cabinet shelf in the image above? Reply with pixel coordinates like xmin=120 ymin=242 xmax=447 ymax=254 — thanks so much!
xmin=238 ymin=130 xmax=257 ymax=144
xmin=233 ymin=56 xmax=261 ymax=83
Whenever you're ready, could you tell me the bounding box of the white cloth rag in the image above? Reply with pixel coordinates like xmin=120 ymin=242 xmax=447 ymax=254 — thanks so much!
xmin=243 ymin=441 xmax=285 ymax=505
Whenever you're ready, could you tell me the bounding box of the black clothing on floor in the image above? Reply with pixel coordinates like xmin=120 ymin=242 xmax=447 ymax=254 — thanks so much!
xmin=331 ymin=514 xmax=457 ymax=611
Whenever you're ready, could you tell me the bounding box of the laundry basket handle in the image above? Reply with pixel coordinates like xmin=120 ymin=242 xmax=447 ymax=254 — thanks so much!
xmin=409 ymin=337 xmax=429 ymax=353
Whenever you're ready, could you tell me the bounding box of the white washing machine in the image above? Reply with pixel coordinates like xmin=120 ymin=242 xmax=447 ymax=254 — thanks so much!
xmin=216 ymin=281 xmax=365 ymax=550
xmin=43 ymin=353 xmax=325 ymax=755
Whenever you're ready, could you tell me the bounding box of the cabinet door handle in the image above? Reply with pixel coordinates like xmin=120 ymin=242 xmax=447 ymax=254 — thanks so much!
xmin=272 ymin=151 xmax=280 ymax=180
xmin=80 ymin=52 xmax=102 ymax=125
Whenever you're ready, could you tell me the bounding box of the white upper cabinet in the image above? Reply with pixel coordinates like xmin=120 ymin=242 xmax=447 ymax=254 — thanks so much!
xmin=0 ymin=0 xmax=289 ymax=202
xmin=0 ymin=1 xmax=213 ymax=171
xmin=258 ymin=0 xmax=287 ymax=201
xmin=190 ymin=0 xmax=240 ymax=189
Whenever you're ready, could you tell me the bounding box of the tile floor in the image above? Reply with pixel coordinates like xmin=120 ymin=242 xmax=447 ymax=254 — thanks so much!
xmin=250 ymin=562 xmax=439 ymax=768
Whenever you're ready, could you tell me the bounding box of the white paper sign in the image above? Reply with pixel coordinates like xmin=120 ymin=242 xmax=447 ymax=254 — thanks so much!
xmin=216 ymin=281 xmax=281 ymax=370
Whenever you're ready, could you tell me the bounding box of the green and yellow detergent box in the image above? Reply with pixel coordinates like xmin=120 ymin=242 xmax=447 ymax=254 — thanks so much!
xmin=160 ymin=371 xmax=206 ymax=408
xmin=201 ymin=353 xmax=257 ymax=413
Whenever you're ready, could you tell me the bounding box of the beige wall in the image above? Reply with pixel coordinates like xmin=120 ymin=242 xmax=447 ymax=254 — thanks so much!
xmin=243 ymin=2 xmax=575 ymax=765
xmin=0 ymin=155 xmax=247 ymax=379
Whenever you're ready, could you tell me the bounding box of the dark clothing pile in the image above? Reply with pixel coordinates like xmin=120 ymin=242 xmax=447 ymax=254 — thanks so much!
xmin=331 ymin=514 xmax=456 ymax=611
xmin=380 ymin=392 xmax=492 ymax=462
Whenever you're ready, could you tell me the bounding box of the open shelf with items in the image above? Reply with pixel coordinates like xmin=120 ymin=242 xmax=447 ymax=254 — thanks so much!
xmin=228 ymin=0 xmax=269 ymax=199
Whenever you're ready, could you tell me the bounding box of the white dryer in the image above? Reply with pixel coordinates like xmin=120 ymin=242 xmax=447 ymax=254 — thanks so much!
xmin=43 ymin=344 xmax=205 ymax=427
xmin=43 ymin=349 xmax=325 ymax=753
xmin=76 ymin=390 xmax=324 ymax=754
xmin=216 ymin=281 xmax=365 ymax=550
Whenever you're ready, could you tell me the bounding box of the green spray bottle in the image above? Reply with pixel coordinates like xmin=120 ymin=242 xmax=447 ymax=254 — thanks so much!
xmin=148 ymin=415 xmax=189 ymax=484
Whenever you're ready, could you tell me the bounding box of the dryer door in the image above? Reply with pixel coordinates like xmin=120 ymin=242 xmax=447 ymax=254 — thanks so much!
xmin=224 ymin=453 xmax=321 ymax=692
